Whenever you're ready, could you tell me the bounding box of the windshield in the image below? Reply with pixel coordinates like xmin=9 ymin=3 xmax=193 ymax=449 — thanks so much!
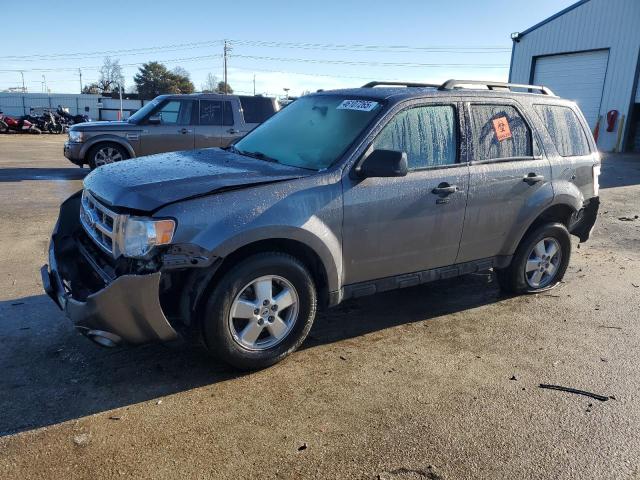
xmin=128 ymin=97 xmax=162 ymax=123
xmin=234 ymin=96 xmax=382 ymax=170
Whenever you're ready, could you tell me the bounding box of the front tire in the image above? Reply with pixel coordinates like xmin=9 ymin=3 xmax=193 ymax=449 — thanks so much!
xmin=200 ymin=252 xmax=317 ymax=370
xmin=496 ymin=222 xmax=571 ymax=294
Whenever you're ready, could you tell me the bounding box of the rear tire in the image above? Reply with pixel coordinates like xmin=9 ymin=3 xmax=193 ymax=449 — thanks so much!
xmin=496 ymin=222 xmax=571 ymax=294
xmin=88 ymin=143 xmax=128 ymax=170
xmin=200 ymin=252 xmax=317 ymax=370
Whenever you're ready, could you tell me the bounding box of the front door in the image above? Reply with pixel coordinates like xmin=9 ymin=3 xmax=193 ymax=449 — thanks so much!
xmin=342 ymin=103 xmax=469 ymax=285
xmin=139 ymin=99 xmax=195 ymax=156
xmin=456 ymin=101 xmax=553 ymax=263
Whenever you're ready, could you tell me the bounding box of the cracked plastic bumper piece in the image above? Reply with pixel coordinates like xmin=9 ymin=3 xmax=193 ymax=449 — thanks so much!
xmin=42 ymin=241 xmax=178 ymax=346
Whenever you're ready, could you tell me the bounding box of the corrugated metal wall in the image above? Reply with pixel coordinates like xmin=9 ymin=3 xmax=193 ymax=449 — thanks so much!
xmin=510 ymin=0 xmax=640 ymax=152
xmin=0 ymin=93 xmax=101 ymax=119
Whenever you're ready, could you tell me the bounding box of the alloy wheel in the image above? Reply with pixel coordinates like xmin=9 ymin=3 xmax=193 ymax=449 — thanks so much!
xmin=525 ymin=237 xmax=562 ymax=289
xmin=227 ymin=275 xmax=299 ymax=351
xmin=94 ymin=146 xmax=123 ymax=167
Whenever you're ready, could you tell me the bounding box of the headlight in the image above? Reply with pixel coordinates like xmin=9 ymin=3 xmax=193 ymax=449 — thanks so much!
xmin=592 ymin=164 xmax=601 ymax=197
xmin=119 ymin=217 xmax=175 ymax=258
xmin=69 ymin=130 xmax=84 ymax=143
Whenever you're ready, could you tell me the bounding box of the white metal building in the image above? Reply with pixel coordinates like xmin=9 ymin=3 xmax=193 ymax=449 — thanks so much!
xmin=509 ymin=0 xmax=640 ymax=152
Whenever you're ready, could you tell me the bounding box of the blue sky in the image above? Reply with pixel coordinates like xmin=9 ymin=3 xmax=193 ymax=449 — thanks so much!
xmin=0 ymin=0 xmax=576 ymax=96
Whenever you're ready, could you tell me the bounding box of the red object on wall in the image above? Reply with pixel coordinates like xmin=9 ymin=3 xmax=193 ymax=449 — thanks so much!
xmin=593 ymin=115 xmax=601 ymax=144
xmin=606 ymin=110 xmax=619 ymax=132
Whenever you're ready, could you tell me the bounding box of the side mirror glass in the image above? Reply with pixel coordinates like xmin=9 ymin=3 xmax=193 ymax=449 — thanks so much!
xmin=147 ymin=115 xmax=161 ymax=125
xmin=358 ymin=149 xmax=408 ymax=178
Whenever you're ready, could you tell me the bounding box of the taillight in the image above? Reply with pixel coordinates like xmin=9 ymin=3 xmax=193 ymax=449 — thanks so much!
xmin=592 ymin=164 xmax=601 ymax=197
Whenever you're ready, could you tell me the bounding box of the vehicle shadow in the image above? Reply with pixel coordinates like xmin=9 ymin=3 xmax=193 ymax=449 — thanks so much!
xmin=0 ymin=272 xmax=502 ymax=437
xmin=0 ymin=167 xmax=88 ymax=182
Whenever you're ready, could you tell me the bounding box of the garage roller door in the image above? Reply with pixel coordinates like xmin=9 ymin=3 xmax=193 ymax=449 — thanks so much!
xmin=533 ymin=50 xmax=609 ymax=129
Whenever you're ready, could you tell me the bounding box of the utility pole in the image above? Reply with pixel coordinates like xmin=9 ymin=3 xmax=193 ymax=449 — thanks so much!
xmin=253 ymin=74 xmax=256 ymax=96
xmin=19 ymin=71 xmax=25 ymax=93
xmin=78 ymin=68 xmax=83 ymax=93
xmin=42 ymin=74 xmax=47 ymax=93
xmin=223 ymin=40 xmax=230 ymax=95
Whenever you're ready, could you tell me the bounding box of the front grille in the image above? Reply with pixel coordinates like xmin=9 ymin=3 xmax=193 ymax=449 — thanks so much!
xmin=80 ymin=190 xmax=122 ymax=257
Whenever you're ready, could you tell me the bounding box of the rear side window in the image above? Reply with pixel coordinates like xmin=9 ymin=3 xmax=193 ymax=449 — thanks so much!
xmin=199 ymin=100 xmax=234 ymax=126
xmin=534 ymin=104 xmax=591 ymax=156
xmin=469 ymin=104 xmax=533 ymax=161
xmin=372 ymin=105 xmax=458 ymax=170
xmin=239 ymin=96 xmax=277 ymax=123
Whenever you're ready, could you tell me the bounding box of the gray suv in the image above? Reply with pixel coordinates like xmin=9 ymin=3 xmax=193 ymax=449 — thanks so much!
xmin=43 ymin=79 xmax=600 ymax=369
xmin=64 ymin=94 xmax=278 ymax=169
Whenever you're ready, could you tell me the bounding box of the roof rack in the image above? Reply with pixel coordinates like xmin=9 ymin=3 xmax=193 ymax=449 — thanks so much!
xmin=361 ymin=81 xmax=440 ymax=89
xmin=438 ymin=79 xmax=555 ymax=96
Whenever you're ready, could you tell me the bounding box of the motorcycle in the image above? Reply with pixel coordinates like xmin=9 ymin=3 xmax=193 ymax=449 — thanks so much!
xmin=0 ymin=113 xmax=41 ymax=134
xmin=56 ymin=106 xmax=90 ymax=126
xmin=42 ymin=110 xmax=64 ymax=134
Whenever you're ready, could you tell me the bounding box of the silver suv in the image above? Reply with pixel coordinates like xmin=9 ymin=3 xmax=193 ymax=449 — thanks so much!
xmin=43 ymin=79 xmax=600 ymax=369
xmin=64 ymin=93 xmax=278 ymax=169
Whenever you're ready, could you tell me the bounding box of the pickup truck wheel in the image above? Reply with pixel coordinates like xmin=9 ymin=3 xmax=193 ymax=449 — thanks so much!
xmin=201 ymin=252 xmax=317 ymax=370
xmin=496 ymin=222 xmax=571 ymax=294
xmin=88 ymin=143 xmax=128 ymax=170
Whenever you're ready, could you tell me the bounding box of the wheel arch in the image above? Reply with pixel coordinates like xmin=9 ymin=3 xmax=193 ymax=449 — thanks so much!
xmin=80 ymin=135 xmax=136 ymax=160
xmin=509 ymin=202 xmax=578 ymax=255
xmin=181 ymin=236 xmax=338 ymax=330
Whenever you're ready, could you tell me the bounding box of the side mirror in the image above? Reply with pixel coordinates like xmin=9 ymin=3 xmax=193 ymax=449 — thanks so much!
xmin=147 ymin=115 xmax=161 ymax=125
xmin=358 ymin=149 xmax=408 ymax=178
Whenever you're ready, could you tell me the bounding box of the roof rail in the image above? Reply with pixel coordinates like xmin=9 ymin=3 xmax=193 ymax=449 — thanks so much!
xmin=437 ymin=79 xmax=555 ymax=96
xmin=361 ymin=81 xmax=440 ymax=89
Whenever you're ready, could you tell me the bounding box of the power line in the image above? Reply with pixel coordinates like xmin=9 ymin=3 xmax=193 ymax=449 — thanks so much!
xmin=232 ymin=54 xmax=508 ymax=68
xmin=231 ymin=39 xmax=511 ymax=53
xmin=0 ymin=38 xmax=509 ymax=62
xmin=0 ymin=40 xmax=224 ymax=60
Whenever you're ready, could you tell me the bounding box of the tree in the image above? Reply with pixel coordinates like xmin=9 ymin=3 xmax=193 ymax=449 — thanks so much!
xmin=201 ymin=72 xmax=218 ymax=93
xmin=133 ymin=62 xmax=195 ymax=98
xmin=81 ymin=82 xmax=101 ymax=94
xmin=81 ymin=57 xmax=124 ymax=95
xmin=216 ymin=81 xmax=233 ymax=94
xmin=98 ymin=57 xmax=124 ymax=93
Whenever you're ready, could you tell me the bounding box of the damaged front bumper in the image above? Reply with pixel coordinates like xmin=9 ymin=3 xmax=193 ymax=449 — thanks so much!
xmin=41 ymin=193 xmax=178 ymax=347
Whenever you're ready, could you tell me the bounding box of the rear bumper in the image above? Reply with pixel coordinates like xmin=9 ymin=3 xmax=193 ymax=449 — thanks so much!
xmin=41 ymin=195 xmax=178 ymax=346
xmin=570 ymin=196 xmax=600 ymax=242
xmin=64 ymin=141 xmax=84 ymax=166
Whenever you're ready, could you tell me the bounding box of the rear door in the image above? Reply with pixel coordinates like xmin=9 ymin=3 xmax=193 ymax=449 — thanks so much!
xmin=195 ymin=99 xmax=243 ymax=148
xmin=139 ymin=99 xmax=195 ymax=156
xmin=456 ymin=101 xmax=552 ymax=263
xmin=341 ymin=101 xmax=470 ymax=285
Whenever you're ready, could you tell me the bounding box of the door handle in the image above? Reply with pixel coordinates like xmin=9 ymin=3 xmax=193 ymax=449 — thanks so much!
xmin=431 ymin=183 xmax=458 ymax=195
xmin=523 ymin=173 xmax=544 ymax=185
xmin=178 ymin=128 xmax=192 ymax=134
xmin=227 ymin=128 xmax=239 ymax=134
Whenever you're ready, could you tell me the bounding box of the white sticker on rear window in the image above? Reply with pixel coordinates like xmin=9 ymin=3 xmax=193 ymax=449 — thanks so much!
xmin=337 ymin=100 xmax=379 ymax=112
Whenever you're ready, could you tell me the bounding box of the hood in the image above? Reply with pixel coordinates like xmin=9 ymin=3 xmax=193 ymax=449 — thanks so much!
xmin=83 ymin=148 xmax=311 ymax=212
xmin=72 ymin=120 xmax=134 ymax=132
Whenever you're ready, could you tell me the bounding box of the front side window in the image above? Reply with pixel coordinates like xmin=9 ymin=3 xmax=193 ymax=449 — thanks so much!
xmin=534 ymin=104 xmax=591 ymax=157
xmin=235 ymin=96 xmax=382 ymax=170
xmin=372 ymin=105 xmax=457 ymax=169
xmin=199 ymin=100 xmax=234 ymax=126
xmin=469 ymin=104 xmax=533 ymax=161
xmin=154 ymin=100 xmax=192 ymax=125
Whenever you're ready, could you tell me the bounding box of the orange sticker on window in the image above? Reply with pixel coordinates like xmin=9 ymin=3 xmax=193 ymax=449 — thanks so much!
xmin=492 ymin=117 xmax=512 ymax=141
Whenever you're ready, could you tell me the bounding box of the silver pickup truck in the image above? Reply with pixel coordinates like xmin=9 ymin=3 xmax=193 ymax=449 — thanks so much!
xmin=64 ymin=93 xmax=279 ymax=169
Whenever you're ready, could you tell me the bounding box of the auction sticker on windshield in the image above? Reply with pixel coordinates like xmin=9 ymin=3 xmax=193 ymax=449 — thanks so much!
xmin=337 ymin=100 xmax=379 ymax=112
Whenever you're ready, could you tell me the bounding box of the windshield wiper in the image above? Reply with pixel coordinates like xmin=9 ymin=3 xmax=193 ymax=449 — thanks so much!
xmin=236 ymin=149 xmax=280 ymax=164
